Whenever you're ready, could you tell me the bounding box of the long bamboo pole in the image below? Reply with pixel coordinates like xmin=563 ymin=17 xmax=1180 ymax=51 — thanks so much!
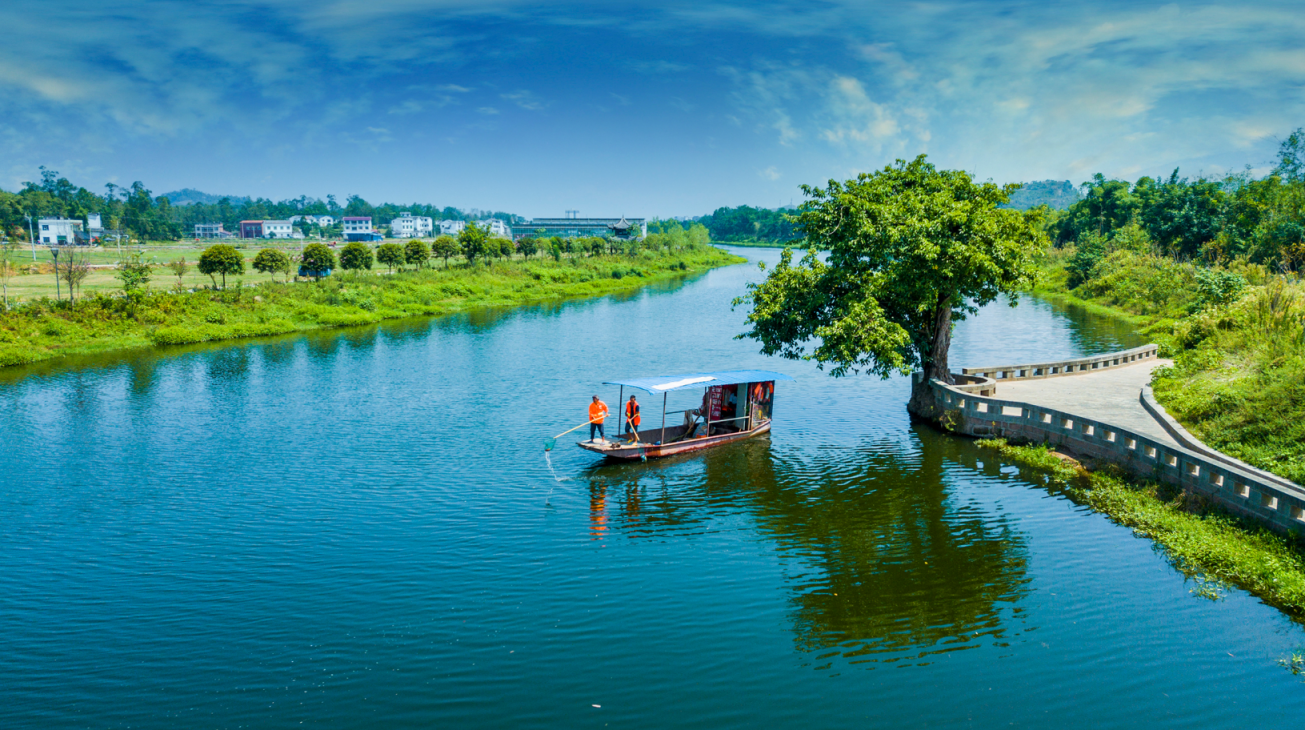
xmin=660 ymin=392 xmax=667 ymax=444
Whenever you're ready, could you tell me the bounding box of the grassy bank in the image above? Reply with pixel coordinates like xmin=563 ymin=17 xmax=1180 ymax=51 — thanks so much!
xmin=1033 ymin=247 xmax=1305 ymax=485
xmin=0 ymin=246 xmax=743 ymax=368
xmin=712 ymin=239 xmax=809 ymax=249
xmin=977 ymin=439 xmax=1305 ymax=616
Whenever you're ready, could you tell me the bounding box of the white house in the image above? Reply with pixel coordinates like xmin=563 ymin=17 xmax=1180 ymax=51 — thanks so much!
xmin=343 ymin=216 xmax=373 ymax=235
xmin=483 ymin=219 xmax=511 ymax=238
xmin=389 ymin=212 xmax=434 ymax=238
xmin=263 ymin=220 xmax=294 ymax=238
xmin=314 ymin=215 xmax=335 ymax=227
xmin=439 ymin=220 xmax=466 ymax=236
xmin=38 ymin=218 xmax=82 ymax=245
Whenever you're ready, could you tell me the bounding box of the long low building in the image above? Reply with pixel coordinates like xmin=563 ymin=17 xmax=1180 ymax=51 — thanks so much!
xmin=513 ymin=216 xmax=645 ymax=240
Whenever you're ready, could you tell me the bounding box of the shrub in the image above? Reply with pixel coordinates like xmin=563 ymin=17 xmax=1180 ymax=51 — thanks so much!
xmin=197 ymin=244 xmax=244 ymax=289
xmin=1194 ymin=268 xmax=1247 ymax=309
xmin=339 ymin=242 xmax=374 ymax=271
xmin=116 ymin=253 xmax=152 ymax=292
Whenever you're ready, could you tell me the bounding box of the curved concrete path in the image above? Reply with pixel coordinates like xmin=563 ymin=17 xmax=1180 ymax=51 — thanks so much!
xmin=993 ymin=358 xmax=1177 ymax=447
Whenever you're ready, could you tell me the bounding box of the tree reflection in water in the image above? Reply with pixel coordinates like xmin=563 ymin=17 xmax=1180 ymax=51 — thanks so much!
xmin=582 ymin=429 xmax=1031 ymax=666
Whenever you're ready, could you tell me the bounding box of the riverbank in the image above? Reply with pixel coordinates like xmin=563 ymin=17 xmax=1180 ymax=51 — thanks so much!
xmin=1032 ymin=248 xmax=1305 ymax=485
xmin=977 ymin=439 xmax=1305 ymax=618
xmin=0 ymin=247 xmax=743 ymax=368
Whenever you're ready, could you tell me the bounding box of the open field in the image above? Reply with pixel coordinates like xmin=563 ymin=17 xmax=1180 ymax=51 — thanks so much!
xmin=0 ymin=245 xmax=743 ymax=368
xmin=0 ymin=240 xmax=378 ymax=301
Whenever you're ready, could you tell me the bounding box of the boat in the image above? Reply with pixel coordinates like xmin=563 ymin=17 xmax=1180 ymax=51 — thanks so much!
xmin=577 ymin=370 xmax=793 ymax=460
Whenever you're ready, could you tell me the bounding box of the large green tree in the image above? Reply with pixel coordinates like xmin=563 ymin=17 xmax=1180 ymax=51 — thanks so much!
xmin=736 ymin=155 xmax=1046 ymax=415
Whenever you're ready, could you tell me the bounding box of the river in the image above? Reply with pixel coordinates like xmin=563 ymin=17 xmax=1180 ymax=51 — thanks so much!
xmin=2 ymin=246 xmax=1302 ymax=728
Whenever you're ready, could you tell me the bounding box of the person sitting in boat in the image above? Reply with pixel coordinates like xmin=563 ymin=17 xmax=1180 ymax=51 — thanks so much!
xmin=625 ymin=395 xmax=641 ymax=439
xmin=720 ymin=389 xmax=740 ymax=433
xmin=588 ymin=395 xmax=609 ymax=443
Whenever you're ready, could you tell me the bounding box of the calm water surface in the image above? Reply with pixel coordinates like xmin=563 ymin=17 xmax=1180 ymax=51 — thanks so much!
xmin=3 ymin=246 xmax=1303 ymax=728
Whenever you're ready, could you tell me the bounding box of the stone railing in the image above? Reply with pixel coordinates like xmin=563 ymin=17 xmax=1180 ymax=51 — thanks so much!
xmin=960 ymin=344 xmax=1159 ymax=382
xmin=926 ymin=372 xmax=1305 ymax=536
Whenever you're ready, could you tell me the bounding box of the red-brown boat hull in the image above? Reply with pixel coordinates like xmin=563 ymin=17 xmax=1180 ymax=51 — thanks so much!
xmin=577 ymin=421 xmax=771 ymax=460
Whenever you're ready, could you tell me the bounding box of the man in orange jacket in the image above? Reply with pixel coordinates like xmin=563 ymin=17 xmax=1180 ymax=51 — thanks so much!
xmin=588 ymin=395 xmax=609 ymax=443
xmin=624 ymin=395 xmax=641 ymax=438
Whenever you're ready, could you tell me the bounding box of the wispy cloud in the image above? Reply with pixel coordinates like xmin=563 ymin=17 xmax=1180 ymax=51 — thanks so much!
xmin=501 ymin=90 xmax=547 ymax=111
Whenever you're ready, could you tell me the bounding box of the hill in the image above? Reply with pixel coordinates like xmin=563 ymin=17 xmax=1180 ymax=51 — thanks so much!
xmin=158 ymin=188 xmax=251 ymax=206
xmin=1003 ymin=180 xmax=1080 ymax=211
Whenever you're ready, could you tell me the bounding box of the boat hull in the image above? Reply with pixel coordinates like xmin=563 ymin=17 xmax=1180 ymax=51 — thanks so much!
xmin=577 ymin=421 xmax=771 ymax=460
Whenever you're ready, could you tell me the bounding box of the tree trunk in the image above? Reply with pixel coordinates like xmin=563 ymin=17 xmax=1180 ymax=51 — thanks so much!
xmin=907 ymin=301 xmax=953 ymax=419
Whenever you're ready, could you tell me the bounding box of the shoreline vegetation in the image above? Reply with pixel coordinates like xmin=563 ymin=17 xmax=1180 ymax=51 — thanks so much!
xmin=0 ymin=244 xmax=742 ymax=369
xmin=977 ymin=439 xmax=1305 ymax=619
xmin=1032 ymin=248 xmax=1304 ymax=486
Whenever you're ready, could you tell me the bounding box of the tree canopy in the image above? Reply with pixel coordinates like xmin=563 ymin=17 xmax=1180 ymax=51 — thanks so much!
xmin=252 ymin=248 xmax=292 ymax=282
xmin=197 ymin=244 xmax=244 ymax=289
xmin=403 ymin=239 xmax=429 ymax=269
xmin=432 ymin=235 xmax=459 ymax=267
xmin=459 ymin=225 xmax=492 ymax=265
xmin=375 ymin=242 xmax=404 ymax=272
xmin=339 ymin=242 xmax=374 ymax=271
xmin=300 ymin=243 xmax=335 ymax=280
xmin=736 ymin=155 xmax=1045 ymax=410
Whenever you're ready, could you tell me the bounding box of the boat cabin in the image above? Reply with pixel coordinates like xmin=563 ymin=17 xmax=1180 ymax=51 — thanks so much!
xmin=578 ymin=369 xmax=793 ymax=460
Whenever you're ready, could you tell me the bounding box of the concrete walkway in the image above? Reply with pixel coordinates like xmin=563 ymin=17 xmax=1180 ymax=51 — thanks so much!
xmin=993 ymin=359 xmax=1178 ymax=447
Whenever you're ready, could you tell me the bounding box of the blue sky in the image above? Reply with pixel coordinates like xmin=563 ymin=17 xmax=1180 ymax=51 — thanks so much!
xmin=3 ymin=0 xmax=1303 ymax=217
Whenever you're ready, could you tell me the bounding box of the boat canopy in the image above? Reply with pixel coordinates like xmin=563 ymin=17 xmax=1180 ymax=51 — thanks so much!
xmin=603 ymin=370 xmax=793 ymax=394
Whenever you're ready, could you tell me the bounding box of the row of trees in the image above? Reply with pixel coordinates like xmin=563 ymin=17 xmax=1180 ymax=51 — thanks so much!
xmin=189 ymin=223 xmax=714 ymax=289
xmin=0 ymin=168 xmax=525 ymax=243
xmin=1049 ymin=130 xmax=1305 ymax=269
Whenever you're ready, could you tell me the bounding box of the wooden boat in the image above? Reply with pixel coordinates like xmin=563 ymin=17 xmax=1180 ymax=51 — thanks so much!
xmin=577 ymin=370 xmax=793 ymax=461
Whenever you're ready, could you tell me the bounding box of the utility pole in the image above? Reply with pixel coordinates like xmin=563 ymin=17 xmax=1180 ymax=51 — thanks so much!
xmin=25 ymin=213 xmax=35 ymax=261
xmin=50 ymin=246 xmax=61 ymax=301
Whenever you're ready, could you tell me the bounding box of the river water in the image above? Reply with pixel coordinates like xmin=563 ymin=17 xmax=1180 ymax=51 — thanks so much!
xmin=2 ymin=246 xmax=1303 ymax=728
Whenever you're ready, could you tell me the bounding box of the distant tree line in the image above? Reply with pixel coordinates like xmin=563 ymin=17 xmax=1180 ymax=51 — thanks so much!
xmin=666 ymin=206 xmax=801 ymax=243
xmin=0 ymin=168 xmax=525 ymax=243
xmin=1050 ymin=130 xmax=1305 ymax=272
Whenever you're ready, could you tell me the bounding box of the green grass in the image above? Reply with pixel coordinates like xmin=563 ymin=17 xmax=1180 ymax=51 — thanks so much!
xmin=1033 ymin=247 xmax=1305 ymax=485
xmin=0 ymin=246 xmax=743 ymax=368
xmin=977 ymin=439 xmax=1305 ymax=616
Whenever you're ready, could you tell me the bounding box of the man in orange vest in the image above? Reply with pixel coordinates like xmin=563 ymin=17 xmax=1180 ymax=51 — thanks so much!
xmin=624 ymin=395 xmax=641 ymax=438
xmin=588 ymin=395 xmax=609 ymax=443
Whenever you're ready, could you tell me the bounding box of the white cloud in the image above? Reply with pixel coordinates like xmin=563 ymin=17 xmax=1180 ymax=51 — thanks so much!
xmin=501 ymin=90 xmax=547 ymax=111
xmin=759 ymin=166 xmax=781 ymax=180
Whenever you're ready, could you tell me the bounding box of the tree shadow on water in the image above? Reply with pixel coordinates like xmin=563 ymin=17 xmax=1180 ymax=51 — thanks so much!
xmin=578 ymin=431 xmax=1033 ymax=667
